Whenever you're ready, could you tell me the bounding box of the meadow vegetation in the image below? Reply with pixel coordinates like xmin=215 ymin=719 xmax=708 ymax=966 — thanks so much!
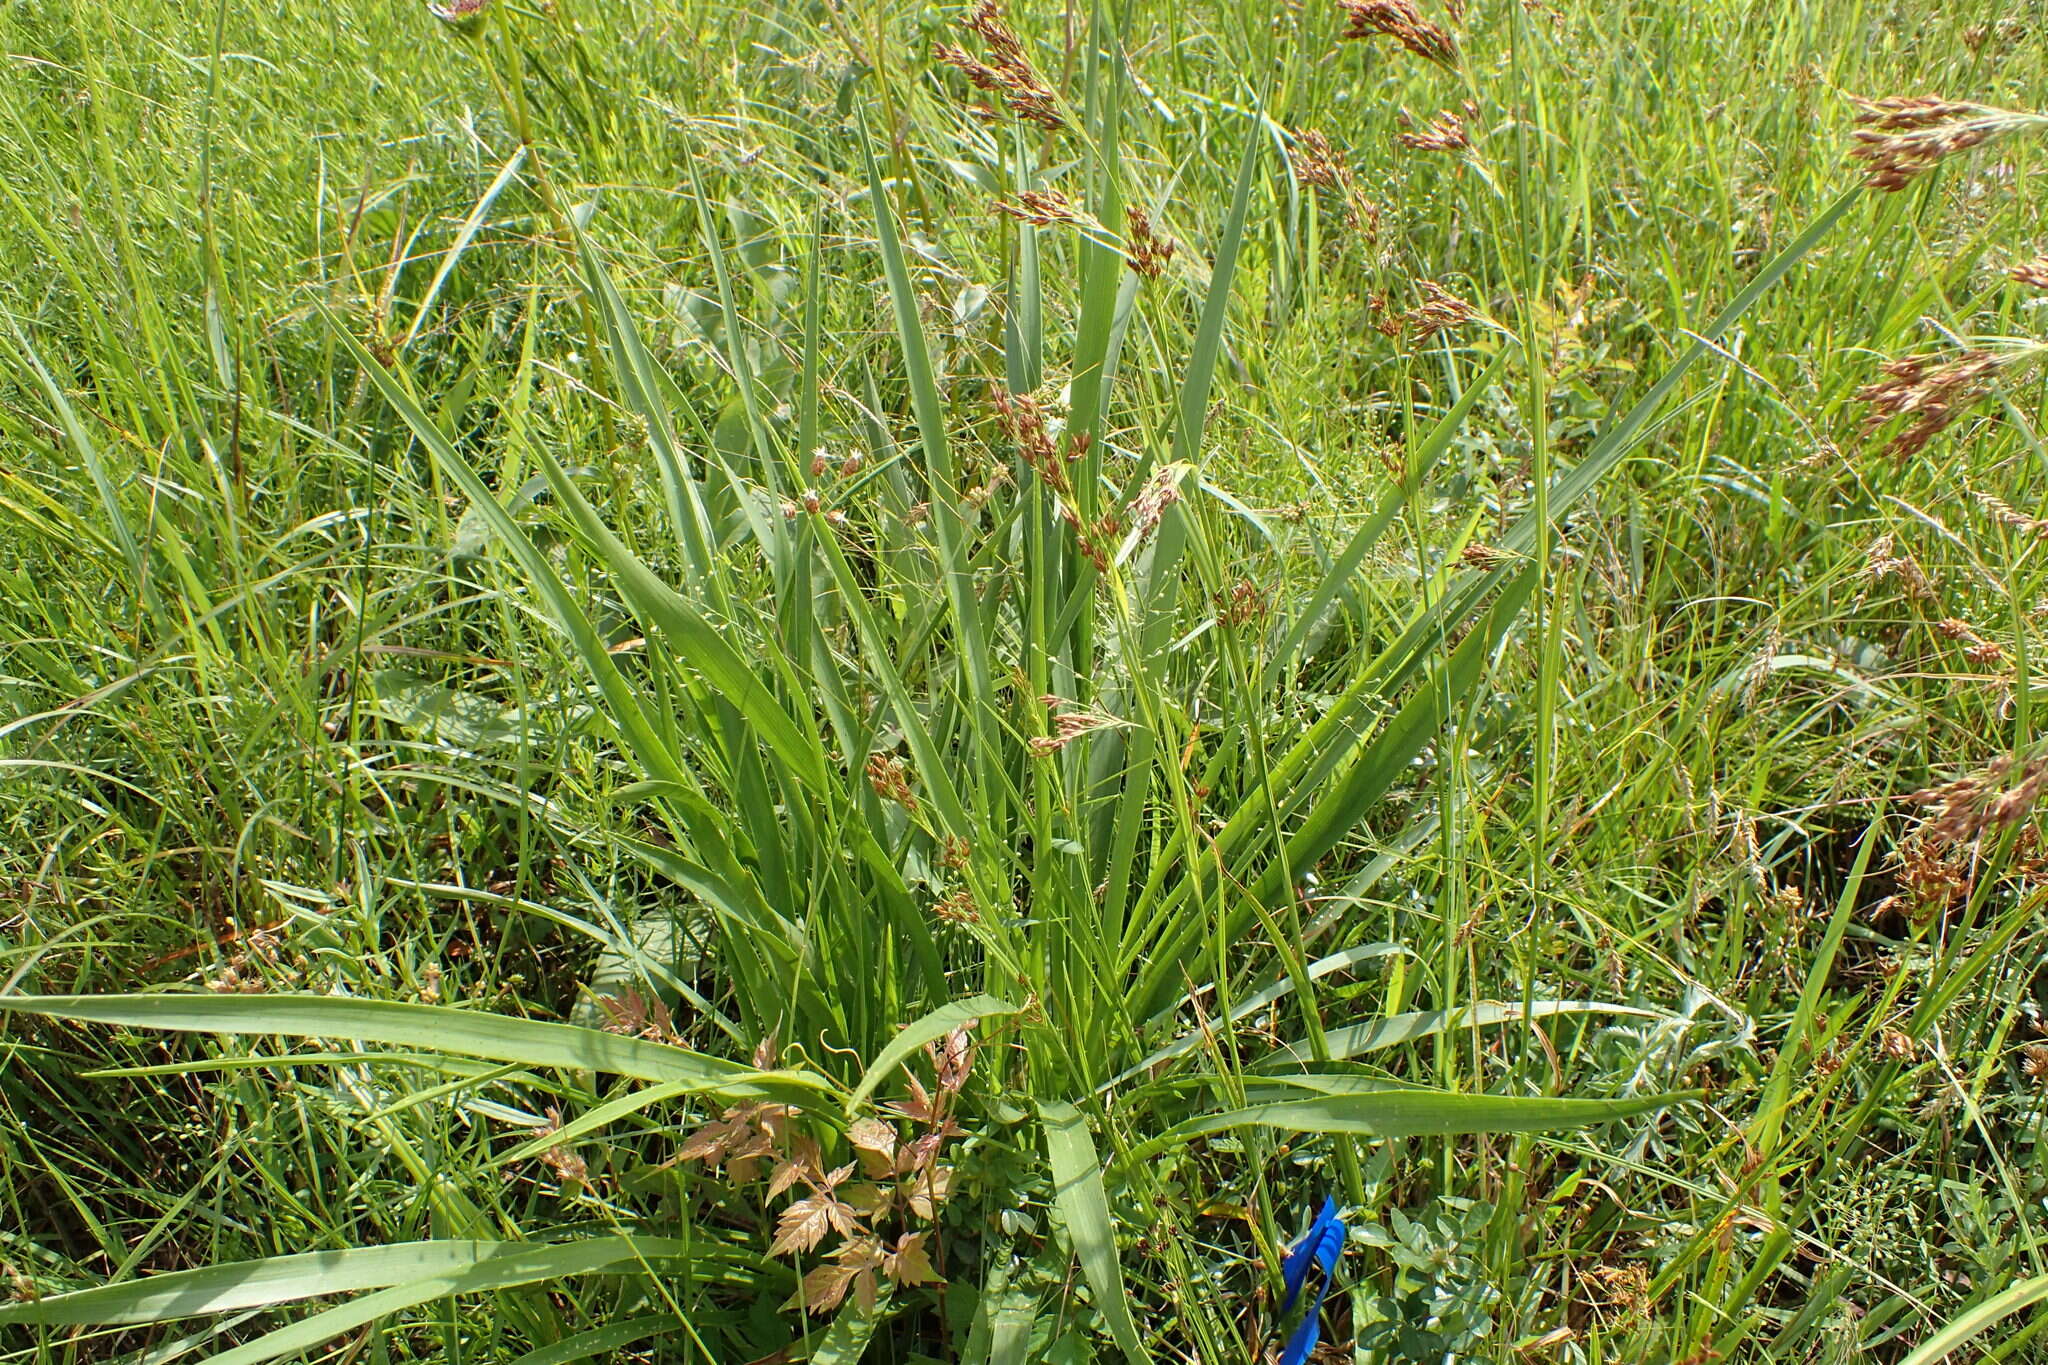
xmin=3 ymin=0 xmax=2048 ymax=1361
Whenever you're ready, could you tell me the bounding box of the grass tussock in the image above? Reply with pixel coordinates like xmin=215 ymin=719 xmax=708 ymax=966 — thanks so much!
xmin=3 ymin=0 xmax=2048 ymax=1362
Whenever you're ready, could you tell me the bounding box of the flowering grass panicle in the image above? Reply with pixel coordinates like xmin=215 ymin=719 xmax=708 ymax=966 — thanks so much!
xmin=993 ymin=188 xmax=1092 ymax=229
xmin=1907 ymin=752 xmax=2048 ymax=845
xmin=1337 ymin=0 xmax=1458 ymax=68
xmin=1853 ymin=349 xmax=2009 ymax=462
xmin=1402 ymin=279 xmax=1478 ymax=339
xmin=934 ymin=0 xmax=1063 ymax=130
xmin=1398 ymin=107 xmax=1471 ymax=153
xmin=1124 ymin=206 xmax=1175 ymax=278
xmin=1847 ymin=95 xmax=2043 ymax=190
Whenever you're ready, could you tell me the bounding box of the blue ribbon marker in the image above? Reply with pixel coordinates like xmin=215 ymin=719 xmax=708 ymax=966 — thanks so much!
xmin=1277 ymin=1197 xmax=1348 ymax=1365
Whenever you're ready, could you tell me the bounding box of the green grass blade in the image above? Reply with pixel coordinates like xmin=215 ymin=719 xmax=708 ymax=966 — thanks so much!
xmin=178 ymin=1239 xmax=704 ymax=1365
xmin=1265 ymin=1000 xmax=1663 ymax=1067
xmin=1122 ymin=1089 xmax=1693 ymax=1167
xmin=0 ymin=994 xmax=827 ymax=1097
xmin=1266 ymin=347 xmax=1515 ymax=684
xmin=847 ymin=995 xmax=1019 ymax=1114
xmin=0 ymin=1242 xmax=546 ymax=1327
xmin=399 ymin=146 xmax=526 ymax=350
xmin=1900 ymin=1275 xmax=2048 ymax=1365
xmin=812 ymin=1300 xmax=888 ymax=1365
xmin=858 ymin=131 xmax=995 ymax=722
xmin=569 ymin=228 xmax=722 ymax=589
xmin=490 ymin=1079 xmax=697 ymax=1170
xmin=505 ymin=1314 xmax=686 ymax=1365
xmin=534 ymin=447 xmax=831 ymax=794
xmin=1040 ymin=1101 xmax=1147 ymax=1365
xmin=325 ymin=315 xmax=695 ymax=795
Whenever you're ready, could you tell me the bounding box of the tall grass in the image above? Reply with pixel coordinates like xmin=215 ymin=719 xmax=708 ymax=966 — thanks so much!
xmin=4 ymin=0 xmax=2048 ymax=1361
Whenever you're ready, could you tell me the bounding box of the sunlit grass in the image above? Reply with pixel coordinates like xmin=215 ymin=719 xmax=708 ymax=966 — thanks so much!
xmin=3 ymin=0 xmax=2048 ymax=1361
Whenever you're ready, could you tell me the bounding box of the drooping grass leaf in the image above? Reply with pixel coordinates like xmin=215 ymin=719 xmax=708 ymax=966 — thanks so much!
xmin=847 ymin=995 xmax=1019 ymax=1113
xmin=0 ymin=994 xmax=828 ymax=1098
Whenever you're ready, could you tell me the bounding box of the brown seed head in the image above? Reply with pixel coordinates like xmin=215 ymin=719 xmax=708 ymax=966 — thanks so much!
xmin=992 ymin=389 xmax=1066 ymax=494
xmin=1459 ymin=542 xmax=1516 ymax=569
xmin=1290 ymin=128 xmax=1349 ymax=189
xmin=1846 ymin=95 xmax=2036 ymax=191
xmin=1974 ymin=490 xmax=2048 ymax=538
xmin=1290 ymin=128 xmax=1380 ymax=234
xmin=1124 ymin=206 xmax=1176 ymax=279
xmin=1965 ymin=19 xmax=2028 ymax=51
xmin=1401 ymin=279 xmax=1478 ymax=340
xmin=934 ymin=2 xmax=1063 ymax=130
xmin=865 ymin=752 xmax=919 ymax=814
xmin=1397 ymin=108 xmax=1471 ymax=153
xmin=932 ymin=890 xmax=979 ymax=925
xmin=993 ymin=188 xmax=1092 ymax=229
xmin=1860 ymin=532 xmax=1936 ymax=601
xmin=1337 ymin=0 xmax=1458 ymax=67
xmin=1029 ymin=702 xmax=1125 ymax=755
xmin=2012 ymin=257 xmax=2048 ymax=290
xmin=1213 ymin=578 xmax=1267 ymax=628
xmin=1128 ymin=463 xmax=1186 ymax=536
xmin=1854 ymin=349 xmax=2009 ymax=462
xmin=1906 ymin=752 xmax=2048 ymax=845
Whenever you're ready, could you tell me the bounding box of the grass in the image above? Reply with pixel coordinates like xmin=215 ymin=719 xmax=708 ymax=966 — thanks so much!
xmin=3 ymin=0 xmax=2048 ymax=1360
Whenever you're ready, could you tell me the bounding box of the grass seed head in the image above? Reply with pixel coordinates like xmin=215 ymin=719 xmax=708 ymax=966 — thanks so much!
xmin=1846 ymin=95 xmax=2036 ymax=191
xmin=865 ymin=752 xmax=919 ymax=813
xmin=1906 ymin=752 xmax=2048 ymax=845
xmin=1337 ymin=0 xmax=1459 ymax=68
xmin=1290 ymin=128 xmax=1380 ymax=233
xmin=1854 ymin=349 xmax=2008 ymax=462
xmin=2012 ymin=256 xmax=2048 ymax=289
xmin=1030 ymin=700 xmax=1125 ymax=754
xmin=934 ymin=2 xmax=1063 ymax=130
xmin=1402 ymin=279 xmax=1479 ymax=339
xmin=1398 ymin=107 xmax=1472 ymax=153
xmin=1861 ymin=532 xmax=1936 ymax=601
xmin=993 ymin=188 xmax=1091 ymax=229
xmin=1290 ymin=128 xmax=1349 ymax=189
xmin=1964 ymin=19 xmax=2028 ymax=51
xmin=1124 ymin=206 xmax=1175 ymax=278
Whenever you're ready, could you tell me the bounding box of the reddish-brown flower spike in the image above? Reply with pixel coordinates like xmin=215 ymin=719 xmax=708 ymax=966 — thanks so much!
xmin=1337 ymin=0 xmax=1458 ymax=67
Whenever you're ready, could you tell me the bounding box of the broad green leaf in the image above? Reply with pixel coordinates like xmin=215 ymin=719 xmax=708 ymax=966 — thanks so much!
xmin=368 ymin=669 xmax=527 ymax=749
xmin=1040 ymin=1101 xmax=1147 ymax=1365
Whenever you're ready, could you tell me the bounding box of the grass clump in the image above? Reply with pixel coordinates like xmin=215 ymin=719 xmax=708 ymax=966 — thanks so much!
xmin=4 ymin=0 xmax=2048 ymax=1362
